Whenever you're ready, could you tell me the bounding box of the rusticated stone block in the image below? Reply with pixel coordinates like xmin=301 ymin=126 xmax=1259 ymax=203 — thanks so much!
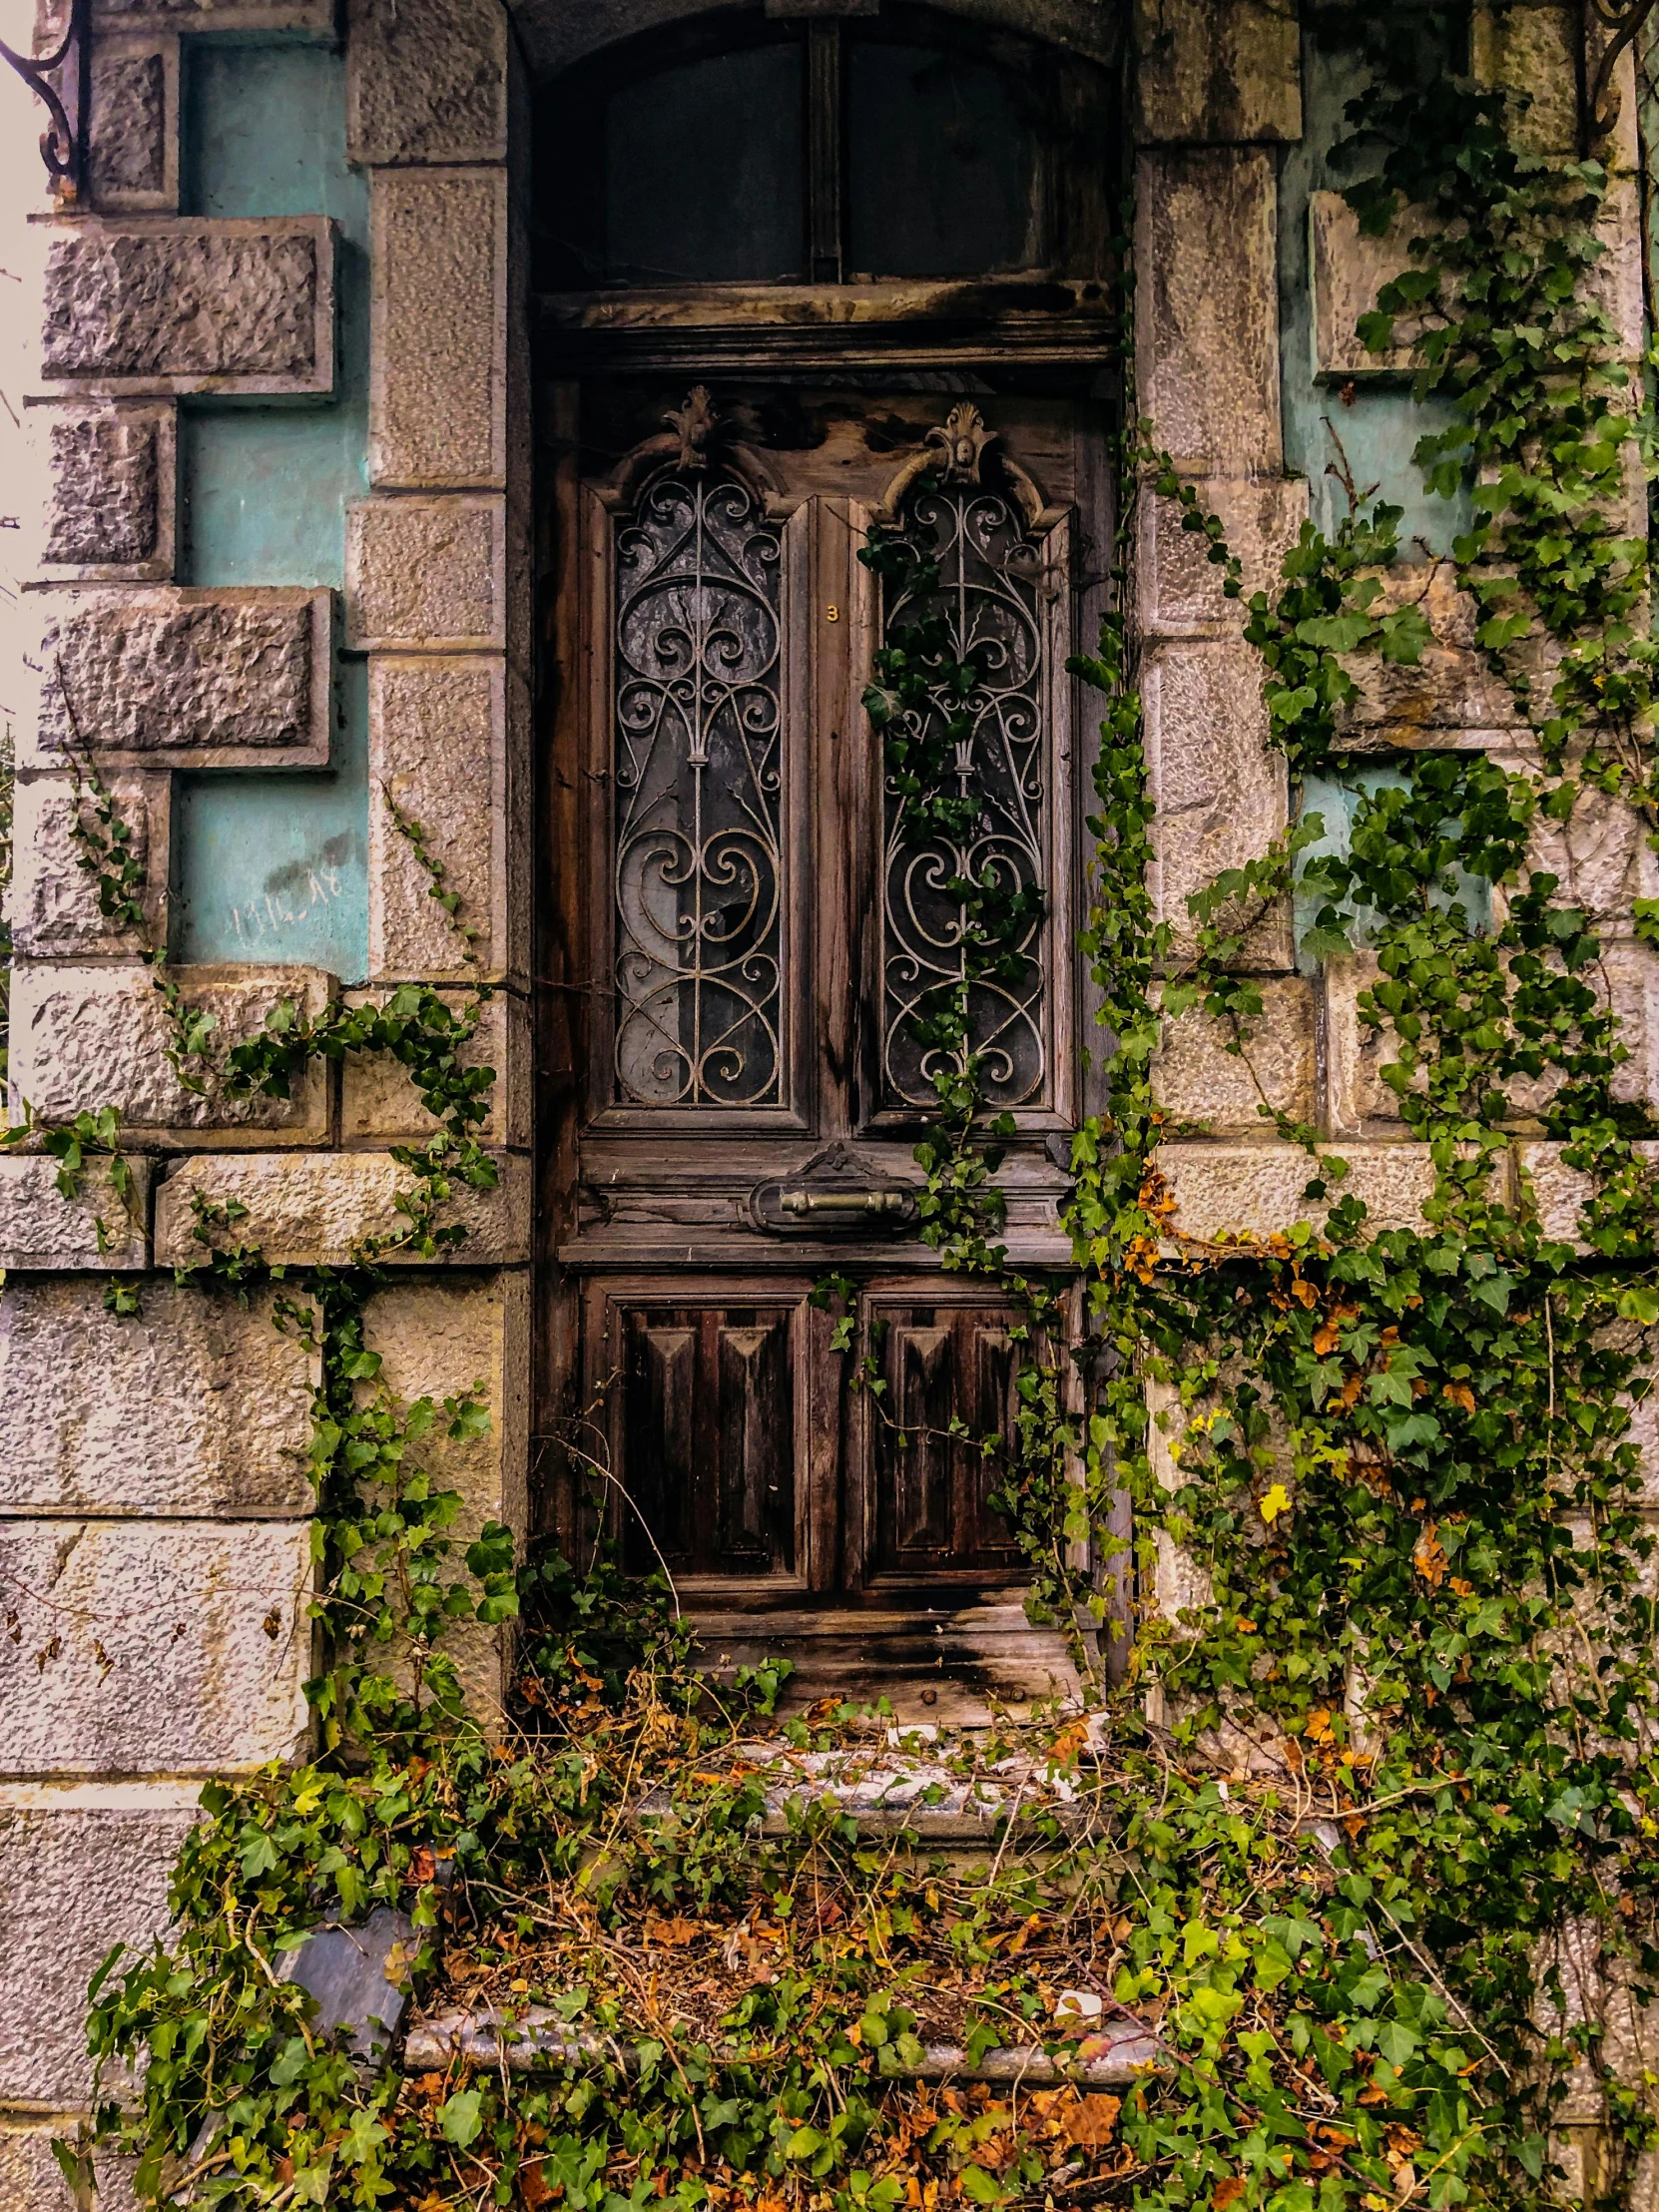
xmin=1154 ymin=1139 xmax=1508 ymax=1245
xmin=370 ymin=170 xmax=507 ymax=489
xmin=0 ymin=2119 xmax=140 ymax=2212
xmin=362 ymin=1273 xmax=528 ymax=1714
xmin=0 ymin=1281 xmax=314 ymax=1514
xmin=368 ymin=656 xmax=512 ymax=978
xmin=1499 ymin=762 xmax=1659 ymax=926
xmin=1473 ymin=3 xmax=1578 ymax=152
xmin=1134 ymin=149 xmax=1281 ymax=475
xmin=0 ymin=1520 xmax=312 ymax=1776
xmin=1516 ymin=1139 xmax=1659 ymax=1250
xmin=7 ymin=962 xmax=332 ymax=1144
xmin=1314 ymin=185 xmax=1642 ymax=381
xmin=154 ymin=1150 xmax=531 ymax=1266
xmin=1142 ymin=641 xmax=1291 ymax=969
xmin=340 ymin=986 xmax=530 ymax=1146
xmin=30 ymin=587 xmax=331 ymax=770
xmin=1153 ymin=978 xmax=1316 ymax=1132
xmin=1335 ymin=565 xmax=1527 ymax=744
xmin=1137 ymin=476 xmax=1308 ymax=639
xmin=40 ymin=401 xmax=175 ymax=578
xmin=0 ymin=1158 xmax=153 ymax=1271
xmin=345 ymin=495 xmax=505 ymax=650
xmin=41 ymin=217 xmax=334 ymax=395
xmin=88 ymin=38 xmax=177 ymax=210
xmin=346 ymin=0 xmax=510 ymax=164
xmin=1323 ymin=951 xmax=1410 ymax=1138
xmin=0 ymin=1782 xmax=201 ymax=2104
xmin=92 ymin=0 xmax=332 ymax=29
xmin=8 ymin=770 xmax=171 ymax=956
xmin=1133 ymin=0 xmax=1301 ymax=144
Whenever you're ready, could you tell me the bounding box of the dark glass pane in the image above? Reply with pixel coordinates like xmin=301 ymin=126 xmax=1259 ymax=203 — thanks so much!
xmin=605 ymin=43 xmax=807 ymax=284
xmin=845 ymin=39 xmax=1039 ymax=277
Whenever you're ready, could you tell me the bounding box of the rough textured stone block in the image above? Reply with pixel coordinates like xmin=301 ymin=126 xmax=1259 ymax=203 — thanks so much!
xmin=41 ymin=217 xmax=334 ymax=395
xmin=340 ymin=986 xmax=530 ymax=1146
xmin=362 ymin=1274 xmax=528 ymax=1715
xmin=1311 ymin=192 xmax=1425 ymax=379
xmin=8 ymin=770 xmax=171 ymax=956
xmin=1154 ymin=1140 xmax=1502 ymax=1245
xmin=1473 ymin=3 xmax=1578 ymax=152
xmin=88 ymin=37 xmax=177 ymax=211
xmin=7 ymin=962 xmax=332 ymax=1143
xmin=0 ymin=1158 xmax=153 ymax=1271
xmin=1516 ymin=1140 xmax=1659 ymax=1250
xmin=1335 ymin=566 xmax=1527 ymax=743
xmin=40 ymin=401 xmax=176 ymax=578
xmin=0 ymin=2121 xmax=140 ymax=2212
xmin=0 ymin=1782 xmax=201 ymax=2103
xmin=1501 ymin=764 xmax=1659 ymax=926
xmin=1142 ymin=641 xmax=1290 ymax=968
xmin=370 ymin=170 xmax=507 ymax=489
xmin=1134 ymin=0 xmax=1301 ymax=144
xmin=155 ymin=1150 xmax=531 ymax=1266
xmin=1314 ymin=186 xmax=1642 ymax=381
xmin=345 ymin=495 xmax=505 ymax=650
xmin=29 ymin=587 xmax=331 ymax=770
xmin=0 ymin=1520 xmax=312 ymax=1776
xmin=92 ymin=0 xmax=332 ymax=28
xmin=363 ymin=1272 xmax=528 ymax=1531
xmin=346 ymin=0 xmax=509 ymax=163
xmin=368 ymin=655 xmax=509 ymax=977
xmin=1135 ymin=150 xmax=1281 ymax=475
xmin=0 ymin=1281 xmax=314 ymax=1514
xmin=1323 ymin=951 xmax=1407 ymax=1138
xmin=1153 ymin=979 xmax=1316 ymax=1131
xmin=1137 ymin=476 xmax=1308 ymax=638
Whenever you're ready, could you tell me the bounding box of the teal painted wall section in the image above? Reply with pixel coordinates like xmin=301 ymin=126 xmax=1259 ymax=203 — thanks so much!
xmin=1294 ymin=768 xmax=1492 ymax=973
xmin=1277 ymin=33 xmax=1470 ymax=559
xmin=176 ymin=42 xmax=371 ymax=982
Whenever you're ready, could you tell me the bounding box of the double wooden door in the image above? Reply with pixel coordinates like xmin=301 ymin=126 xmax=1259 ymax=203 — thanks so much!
xmin=542 ymin=375 xmax=1104 ymax=1609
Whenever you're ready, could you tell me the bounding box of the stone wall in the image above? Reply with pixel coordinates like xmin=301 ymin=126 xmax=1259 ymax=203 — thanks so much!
xmin=1 ymin=0 xmax=530 ymax=2192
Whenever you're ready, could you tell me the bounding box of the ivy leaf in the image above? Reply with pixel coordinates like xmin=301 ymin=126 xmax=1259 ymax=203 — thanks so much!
xmin=437 ymin=2088 xmax=484 ymax=2147
xmin=959 ymin=2168 xmax=1003 ymax=2204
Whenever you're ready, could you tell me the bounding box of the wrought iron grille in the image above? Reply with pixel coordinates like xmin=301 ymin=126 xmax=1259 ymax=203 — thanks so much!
xmin=612 ymin=469 xmax=786 ymax=1108
xmin=880 ymin=484 xmax=1047 ymax=1111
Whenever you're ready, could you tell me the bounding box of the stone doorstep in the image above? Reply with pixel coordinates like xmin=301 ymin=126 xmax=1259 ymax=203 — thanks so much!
xmin=402 ymin=2008 xmax=1160 ymax=2086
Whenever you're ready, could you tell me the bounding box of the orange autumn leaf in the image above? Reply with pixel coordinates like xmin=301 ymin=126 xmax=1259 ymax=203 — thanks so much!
xmin=1441 ymin=1382 xmax=1476 ymax=1412
xmin=521 ymin=2164 xmax=554 ymax=2211
xmin=1413 ymin=1524 xmax=1448 ymax=1587
xmin=1061 ymin=2093 xmax=1121 ymax=2148
xmin=1305 ymin=1707 xmax=1335 ymax=1744
xmin=1313 ymin=1321 xmax=1341 ymax=1355
xmin=1214 ymin=2178 xmax=1247 ymax=2210
xmin=645 ymin=1914 xmax=700 ymax=1946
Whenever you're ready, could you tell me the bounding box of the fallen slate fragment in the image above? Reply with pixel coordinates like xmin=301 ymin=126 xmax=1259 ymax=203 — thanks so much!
xmin=281 ymin=1905 xmax=419 ymax=2060
xmin=403 ymin=2007 xmax=1160 ymax=2083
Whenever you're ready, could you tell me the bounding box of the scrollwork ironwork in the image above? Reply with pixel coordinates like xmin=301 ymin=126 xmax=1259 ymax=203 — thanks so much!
xmin=612 ymin=464 xmax=787 ymax=1109
xmin=879 ymin=476 xmax=1048 ymax=1112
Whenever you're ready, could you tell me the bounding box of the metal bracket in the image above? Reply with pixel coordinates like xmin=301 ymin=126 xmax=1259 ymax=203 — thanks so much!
xmin=1 ymin=0 xmax=89 ymax=203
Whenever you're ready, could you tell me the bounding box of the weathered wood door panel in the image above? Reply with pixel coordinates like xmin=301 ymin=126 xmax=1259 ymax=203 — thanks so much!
xmin=546 ymin=377 xmax=1104 ymax=1610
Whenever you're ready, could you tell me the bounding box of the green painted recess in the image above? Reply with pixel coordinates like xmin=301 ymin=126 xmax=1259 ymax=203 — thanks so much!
xmin=1277 ymin=31 xmax=1470 ymax=561
xmin=1294 ymin=766 xmax=1492 ymax=972
xmin=176 ymin=40 xmax=371 ymax=982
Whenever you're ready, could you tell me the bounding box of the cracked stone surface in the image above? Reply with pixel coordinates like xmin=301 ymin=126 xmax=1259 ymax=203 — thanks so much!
xmin=0 ymin=1519 xmax=313 ymax=1776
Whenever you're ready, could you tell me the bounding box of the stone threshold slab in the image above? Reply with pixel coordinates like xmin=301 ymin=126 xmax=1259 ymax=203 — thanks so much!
xmin=404 ymin=2008 xmax=1159 ymax=2085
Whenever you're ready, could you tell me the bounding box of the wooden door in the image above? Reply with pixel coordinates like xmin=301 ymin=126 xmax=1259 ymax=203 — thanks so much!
xmin=542 ymin=376 xmax=1103 ymax=1615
